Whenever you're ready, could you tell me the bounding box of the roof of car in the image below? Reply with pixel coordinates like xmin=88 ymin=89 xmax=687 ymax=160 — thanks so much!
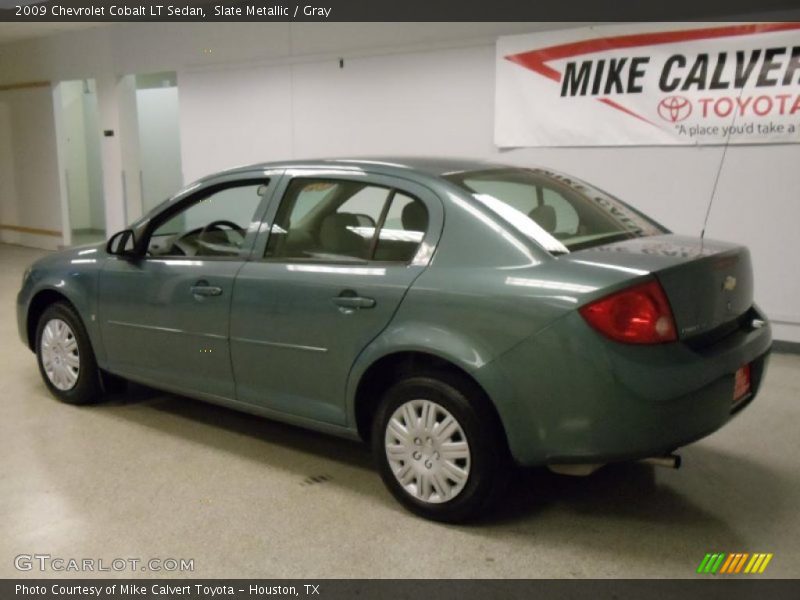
xmin=217 ymin=156 xmax=514 ymax=179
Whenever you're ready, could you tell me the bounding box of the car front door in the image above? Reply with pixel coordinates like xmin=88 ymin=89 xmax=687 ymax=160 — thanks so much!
xmin=98 ymin=173 xmax=278 ymax=400
xmin=230 ymin=170 xmax=443 ymax=425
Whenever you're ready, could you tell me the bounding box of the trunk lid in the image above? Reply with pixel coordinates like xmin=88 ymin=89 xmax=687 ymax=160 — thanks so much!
xmin=566 ymin=234 xmax=753 ymax=339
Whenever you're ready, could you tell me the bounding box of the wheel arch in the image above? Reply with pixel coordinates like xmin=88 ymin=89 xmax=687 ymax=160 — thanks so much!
xmin=25 ymin=289 xmax=79 ymax=351
xmin=351 ymin=349 xmax=510 ymax=456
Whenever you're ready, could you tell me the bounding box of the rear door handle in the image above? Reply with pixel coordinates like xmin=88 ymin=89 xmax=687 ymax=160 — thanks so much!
xmin=333 ymin=291 xmax=376 ymax=310
xmin=191 ymin=280 xmax=223 ymax=297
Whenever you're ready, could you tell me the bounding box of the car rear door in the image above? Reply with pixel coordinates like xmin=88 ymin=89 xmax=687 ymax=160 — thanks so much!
xmin=229 ymin=169 xmax=443 ymax=425
xmin=98 ymin=172 xmax=279 ymax=400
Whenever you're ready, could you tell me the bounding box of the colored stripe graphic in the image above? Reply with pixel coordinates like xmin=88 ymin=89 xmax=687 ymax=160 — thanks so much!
xmin=710 ymin=554 xmax=726 ymax=574
xmin=725 ymin=554 xmax=735 ymax=573
xmin=700 ymin=553 xmax=774 ymax=575
xmin=759 ymin=554 xmax=774 ymax=573
xmin=697 ymin=553 xmax=727 ymax=574
xmin=697 ymin=554 xmax=712 ymax=574
xmin=720 ymin=554 xmax=735 ymax=574
xmin=745 ymin=554 xmax=760 ymax=573
xmin=734 ymin=553 xmax=749 ymax=573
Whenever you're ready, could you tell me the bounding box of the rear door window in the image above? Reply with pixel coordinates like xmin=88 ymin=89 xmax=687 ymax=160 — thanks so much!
xmin=374 ymin=192 xmax=428 ymax=263
xmin=264 ymin=178 xmax=428 ymax=263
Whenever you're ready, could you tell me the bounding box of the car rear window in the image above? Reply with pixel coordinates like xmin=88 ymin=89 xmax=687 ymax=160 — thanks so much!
xmin=444 ymin=168 xmax=666 ymax=253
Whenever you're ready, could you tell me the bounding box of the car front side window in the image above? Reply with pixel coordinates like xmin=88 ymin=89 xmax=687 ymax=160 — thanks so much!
xmin=146 ymin=182 xmax=268 ymax=258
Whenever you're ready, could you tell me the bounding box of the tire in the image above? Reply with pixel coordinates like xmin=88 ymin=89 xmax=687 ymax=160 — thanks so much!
xmin=35 ymin=302 xmax=103 ymax=405
xmin=372 ymin=372 xmax=510 ymax=523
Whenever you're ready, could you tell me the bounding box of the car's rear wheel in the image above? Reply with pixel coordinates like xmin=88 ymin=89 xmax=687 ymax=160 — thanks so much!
xmin=372 ymin=373 xmax=509 ymax=522
xmin=36 ymin=302 xmax=102 ymax=405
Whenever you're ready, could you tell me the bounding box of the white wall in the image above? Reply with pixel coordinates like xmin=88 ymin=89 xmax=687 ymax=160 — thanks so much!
xmin=0 ymin=85 xmax=62 ymax=250
xmin=0 ymin=23 xmax=576 ymax=85
xmin=136 ymin=86 xmax=183 ymax=212
xmin=178 ymin=64 xmax=292 ymax=181
xmin=0 ymin=22 xmax=798 ymax=340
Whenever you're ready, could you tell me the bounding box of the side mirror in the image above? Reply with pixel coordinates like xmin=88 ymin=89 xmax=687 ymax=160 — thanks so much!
xmin=106 ymin=230 xmax=137 ymax=257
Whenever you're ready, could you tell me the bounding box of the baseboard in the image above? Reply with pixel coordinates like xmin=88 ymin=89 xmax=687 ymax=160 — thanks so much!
xmin=0 ymin=230 xmax=62 ymax=251
xmin=772 ymin=341 xmax=800 ymax=355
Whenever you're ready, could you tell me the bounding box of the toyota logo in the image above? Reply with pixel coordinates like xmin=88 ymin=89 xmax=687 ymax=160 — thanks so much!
xmin=658 ymin=96 xmax=693 ymax=123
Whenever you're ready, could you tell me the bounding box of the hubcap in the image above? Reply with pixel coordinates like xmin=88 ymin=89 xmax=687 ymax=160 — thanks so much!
xmin=384 ymin=399 xmax=471 ymax=504
xmin=40 ymin=319 xmax=80 ymax=391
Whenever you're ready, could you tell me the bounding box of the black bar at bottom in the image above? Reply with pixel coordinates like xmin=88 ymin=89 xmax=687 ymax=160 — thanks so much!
xmin=2 ymin=579 xmax=799 ymax=600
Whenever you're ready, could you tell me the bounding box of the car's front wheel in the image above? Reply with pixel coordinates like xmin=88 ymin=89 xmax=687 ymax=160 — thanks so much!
xmin=35 ymin=302 xmax=102 ymax=405
xmin=372 ymin=373 xmax=509 ymax=522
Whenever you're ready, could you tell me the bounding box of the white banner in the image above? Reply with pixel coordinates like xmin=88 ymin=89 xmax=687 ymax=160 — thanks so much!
xmin=495 ymin=22 xmax=800 ymax=147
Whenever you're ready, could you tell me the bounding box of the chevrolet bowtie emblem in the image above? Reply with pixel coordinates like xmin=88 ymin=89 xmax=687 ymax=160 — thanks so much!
xmin=723 ymin=276 xmax=737 ymax=292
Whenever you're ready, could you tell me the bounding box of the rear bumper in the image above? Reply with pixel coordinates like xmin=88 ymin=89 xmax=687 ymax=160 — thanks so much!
xmin=478 ymin=308 xmax=772 ymax=466
xmin=541 ymin=349 xmax=769 ymax=465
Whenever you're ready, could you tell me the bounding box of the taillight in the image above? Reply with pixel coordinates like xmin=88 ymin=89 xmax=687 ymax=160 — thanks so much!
xmin=579 ymin=279 xmax=677 ymax=344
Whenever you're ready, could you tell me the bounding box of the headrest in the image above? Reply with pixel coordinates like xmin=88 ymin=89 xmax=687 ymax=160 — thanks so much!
xmin=529 ymin=204 xmax=557 ymax=233
xmin=401 ymin=202 xmax=428 ymax=232
xmin=320 ymin=213 xmax=362 ymax=255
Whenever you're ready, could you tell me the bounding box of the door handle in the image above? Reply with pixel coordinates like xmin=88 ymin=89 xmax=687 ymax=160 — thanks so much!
xmin=191 ymin=280 xmax=223 ymax=297
xmin=333 ymin=290 xmax=376 ymax=310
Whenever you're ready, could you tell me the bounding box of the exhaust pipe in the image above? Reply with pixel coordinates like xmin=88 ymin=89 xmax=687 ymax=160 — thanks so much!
xmin=641 ymin=453 xmax=682 ymax=469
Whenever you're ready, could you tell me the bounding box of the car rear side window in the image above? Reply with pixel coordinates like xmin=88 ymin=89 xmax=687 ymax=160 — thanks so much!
xmin=373 ymin=192 xmax=428 ymax=262
xmin=264 ymin=178 xmax=428 ymax=263
xmin=445 ymin=168 xmax=665 ymax=253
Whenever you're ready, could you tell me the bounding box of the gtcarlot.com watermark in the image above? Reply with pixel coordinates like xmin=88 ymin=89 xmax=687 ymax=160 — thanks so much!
xmin=14 ymin=554 xmax=195 ymax=573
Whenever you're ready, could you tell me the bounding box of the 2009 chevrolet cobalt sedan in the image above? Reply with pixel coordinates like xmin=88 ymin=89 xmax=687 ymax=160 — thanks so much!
xmin=17 ymin=158 xmax=771 ymax=521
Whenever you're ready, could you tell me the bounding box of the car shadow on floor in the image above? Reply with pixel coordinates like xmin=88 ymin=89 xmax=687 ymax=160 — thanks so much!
xmin=477 ymin=447 xmax=790 ymax=572
xmin=102 ymin=382 xmax=376 ymax=471
xmin=101 ymin=382 xmax=781 ymax=552
xmin=493 ymin=460 xmax=697 ymax=524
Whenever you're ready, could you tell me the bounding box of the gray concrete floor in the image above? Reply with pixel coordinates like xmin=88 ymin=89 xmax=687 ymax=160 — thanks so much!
xmin=1 ymin=242 xmax=799 ymax=579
